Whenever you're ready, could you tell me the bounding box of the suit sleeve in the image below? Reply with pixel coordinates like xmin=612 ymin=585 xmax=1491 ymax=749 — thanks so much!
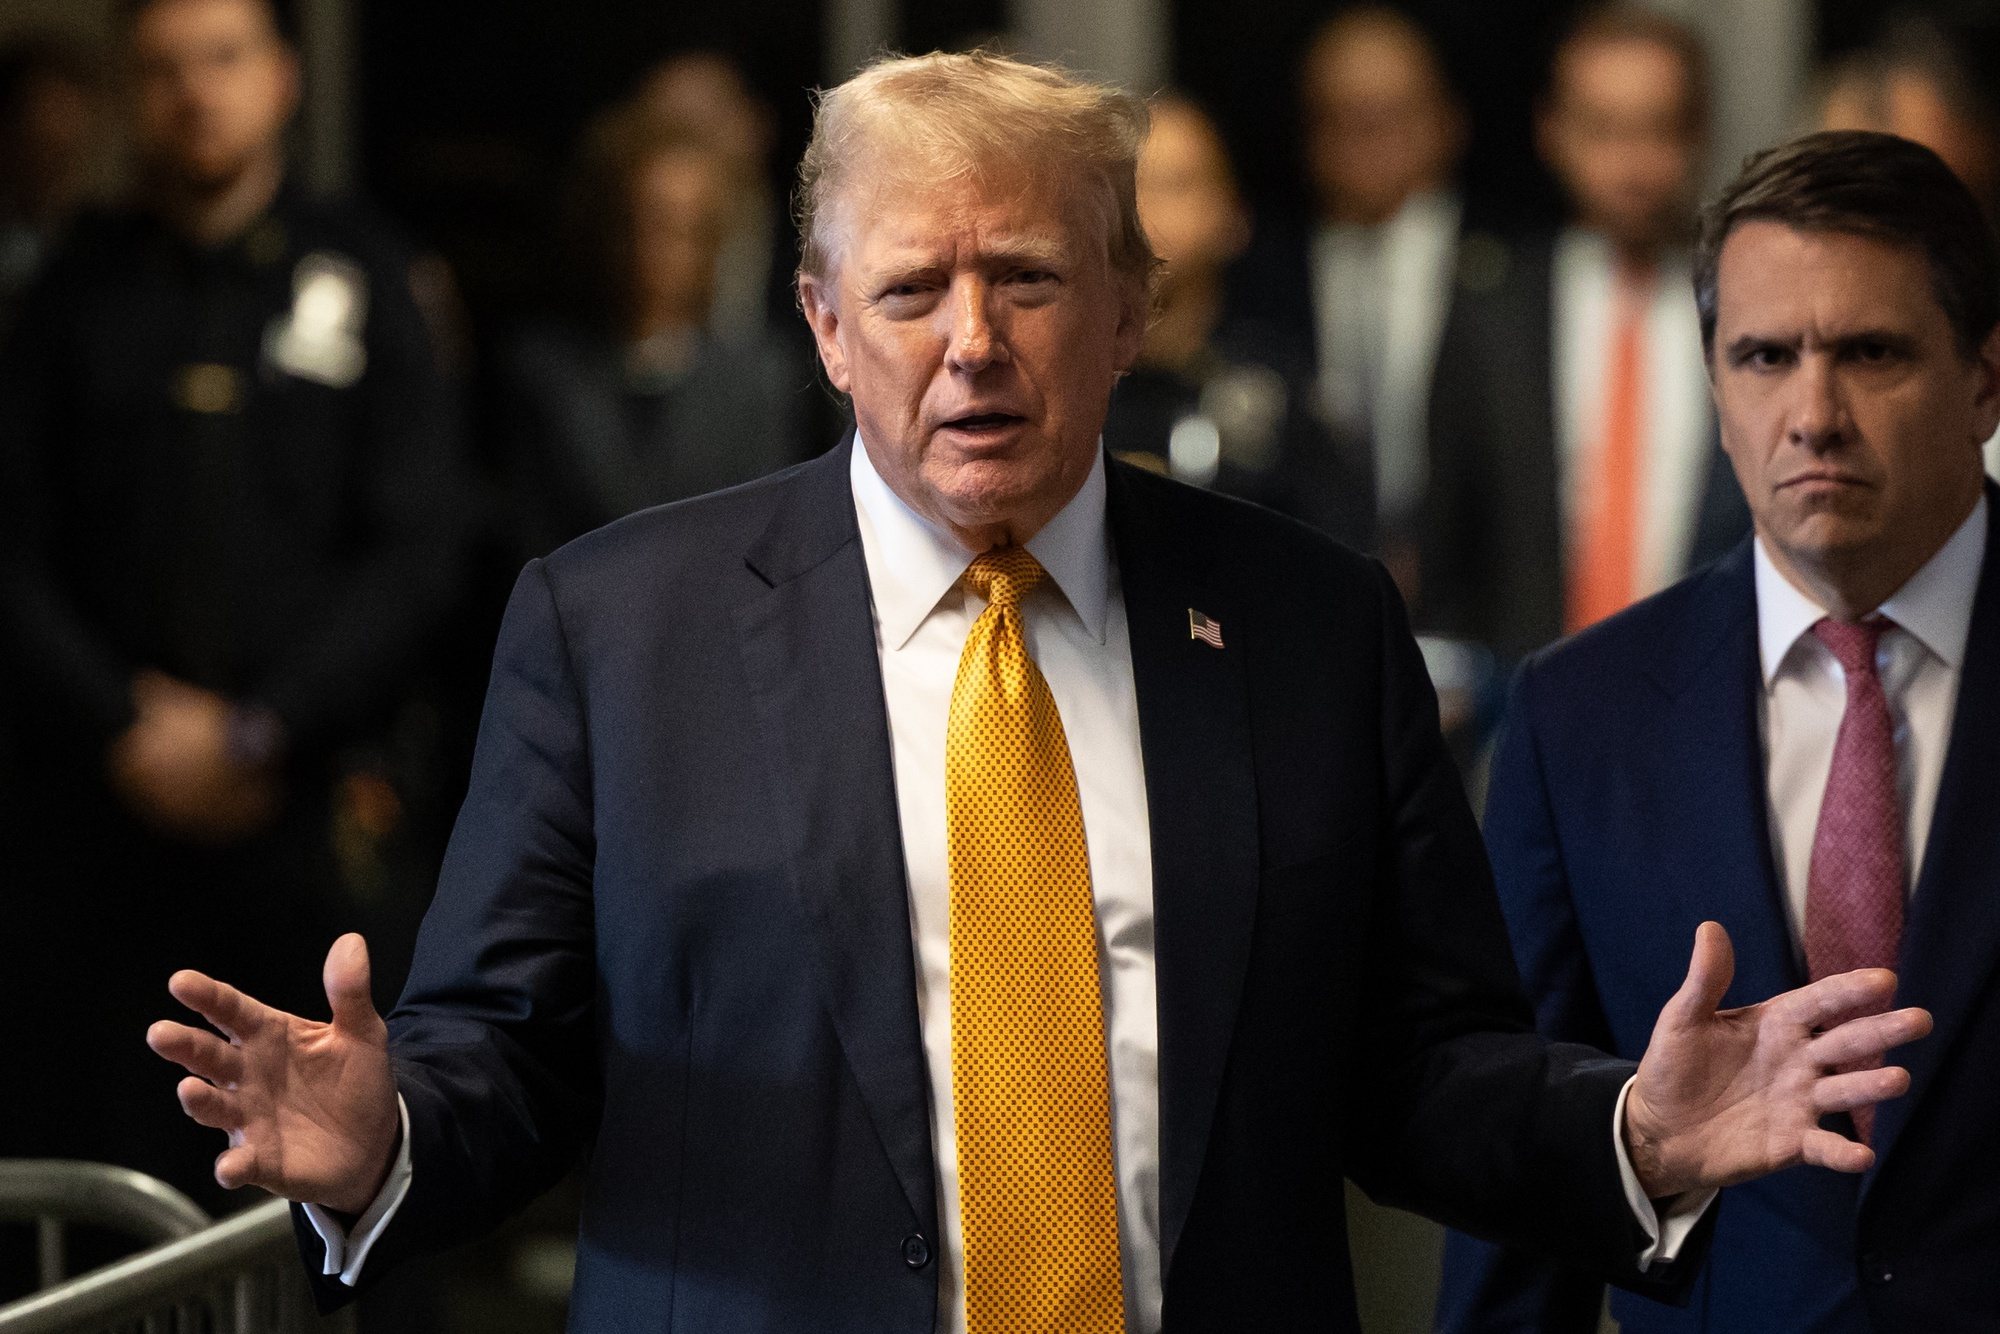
xmin=1339 ymin=565 xmax=1695 ymax=1298
xmin=305 ymin=559 xmax=601 ymax=1304
xmin=1433 ymin=659 xmax=1622 ymax=1333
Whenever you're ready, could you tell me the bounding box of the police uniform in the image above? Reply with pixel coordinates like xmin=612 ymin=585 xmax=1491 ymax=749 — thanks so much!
xmin=0 ymin=185 xmax=465 ymax=1209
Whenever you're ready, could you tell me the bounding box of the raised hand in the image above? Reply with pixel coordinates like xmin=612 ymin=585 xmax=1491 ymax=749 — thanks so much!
xmin=1623 ymin=921 xmax=1931 ymax=1199
xmin=147 ymin=934 xmax=400 ymax=1215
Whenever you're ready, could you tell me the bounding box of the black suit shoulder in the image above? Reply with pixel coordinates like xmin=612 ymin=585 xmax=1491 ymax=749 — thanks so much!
xmin=538 ymin=450 xmax=829 ymax=590
xmin=1111 ymin=454 xmax=1385 ymax=594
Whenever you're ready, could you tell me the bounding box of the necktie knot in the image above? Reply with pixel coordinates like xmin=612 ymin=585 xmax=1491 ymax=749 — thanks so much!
xmin=1812 ymin=616 xmax=1889 ymax=683
xmin=965 ymin=547 xmax=1046 ymax=611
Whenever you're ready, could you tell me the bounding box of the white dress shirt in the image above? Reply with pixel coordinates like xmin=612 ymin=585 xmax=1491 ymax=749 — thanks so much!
xmin=314 ymin=438 xmax=1707 ymax=1298
xmin=1552 ymin=229 xmax=1715 ymax=597
xmin=850 ymin=439 xmax=1161 ymax=1334
xmin=1755 ymin=496 xmax=1987 ymax=951
xmin=1312 ymin=189 xmax=1461 ymax=525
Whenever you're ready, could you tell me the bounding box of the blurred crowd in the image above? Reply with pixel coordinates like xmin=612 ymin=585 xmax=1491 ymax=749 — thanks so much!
xmin=3 ymin=0 xmax=1999 ymax=1323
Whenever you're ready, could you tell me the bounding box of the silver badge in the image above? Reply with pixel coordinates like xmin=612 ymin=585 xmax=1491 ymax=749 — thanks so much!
xmin=264 ymin=251 xmax=369 ymax=388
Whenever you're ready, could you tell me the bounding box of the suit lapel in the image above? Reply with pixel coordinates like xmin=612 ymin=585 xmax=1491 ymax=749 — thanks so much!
xmin=1106 ymin=462 xmax=1261 ymax=1281
xmin=1868 ymin=504 xmax=2000 ymax=1176
xmin=1642 ymin=543 xmax=1801 ymax=1004
xmin=733 ymin=442 xmax=937 ymax=1239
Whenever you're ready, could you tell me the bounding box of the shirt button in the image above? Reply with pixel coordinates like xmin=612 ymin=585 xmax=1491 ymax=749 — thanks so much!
xmin=902 ymin=1234 xmax=931 ymax=1269
xmin=1860 ymin=1252 xmax=1893 ymax=1285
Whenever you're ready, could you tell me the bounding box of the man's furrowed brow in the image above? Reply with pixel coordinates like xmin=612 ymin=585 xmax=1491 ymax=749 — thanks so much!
xmin=1724 ymin=330 xmax=1795 ymax=359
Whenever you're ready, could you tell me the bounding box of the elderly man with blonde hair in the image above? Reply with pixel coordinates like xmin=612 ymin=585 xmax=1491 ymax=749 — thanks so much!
xmin=150 ymin=53 xmax=1928 ymax=1334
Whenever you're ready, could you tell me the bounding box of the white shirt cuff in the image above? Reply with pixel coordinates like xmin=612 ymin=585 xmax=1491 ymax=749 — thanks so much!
xmin=1613 ymin=1076 xmax=1717 ymax=1270
xmin=302 ymin=1093 xmax=415 ymax=1287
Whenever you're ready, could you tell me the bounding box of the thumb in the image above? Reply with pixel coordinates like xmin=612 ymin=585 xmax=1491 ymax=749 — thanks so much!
xmin=323 ymin=933 xmax=383 ymax=1036
xmin=1662 ymin=920 xmax=1734 ymax=1029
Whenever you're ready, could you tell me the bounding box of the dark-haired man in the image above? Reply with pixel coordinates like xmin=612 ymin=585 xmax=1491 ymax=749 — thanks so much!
xmin=1437 ymin=129 xmax=2000 ymax=1333
xmin=0 ymin=0 xmax=462 ymax=1205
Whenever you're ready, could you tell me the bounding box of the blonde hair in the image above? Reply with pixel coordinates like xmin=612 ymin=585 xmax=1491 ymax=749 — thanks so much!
xmin=794 ymin=51 xmax=1157 ymax=291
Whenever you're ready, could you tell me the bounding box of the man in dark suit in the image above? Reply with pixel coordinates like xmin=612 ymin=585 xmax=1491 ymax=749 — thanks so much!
xmin=147 ymin=55 xmax=1929 ymax=1334
xmin=1437 ymin=131 xmax=2000 ymax=1333
xmin=1226 ymin=6 xmax=1468 ymax=592
xmin=1426 ymin=8 xmax=1747 ymax=663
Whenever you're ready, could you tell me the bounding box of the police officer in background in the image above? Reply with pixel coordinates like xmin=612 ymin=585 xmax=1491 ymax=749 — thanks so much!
xmin=0 ymin=0 xmax=463 ymax=1213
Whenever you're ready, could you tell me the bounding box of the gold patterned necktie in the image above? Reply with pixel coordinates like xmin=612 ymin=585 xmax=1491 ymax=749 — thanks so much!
xmin=947 ymin=547 xmax=1127 ymax=1334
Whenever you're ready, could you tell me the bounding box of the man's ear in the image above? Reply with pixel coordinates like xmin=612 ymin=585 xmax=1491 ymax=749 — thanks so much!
xmin=1972 ymin=323 xmax=2000 ymax=444
xmin=1110 ymin=274 xmax=1149 ymax=374
xmin=797 ymin=274 xmax=851 ymax=395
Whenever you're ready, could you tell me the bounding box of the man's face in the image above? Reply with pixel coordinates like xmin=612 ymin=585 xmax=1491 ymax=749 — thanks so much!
xmin=130 ymin=0 xmax=298 ymax=189
xmin=1541 ymin=37 xmax=1701 ymax=251
xmin=1137 ymin=102 xmax=1247 ymax=282
xmin=628 ymin=148 xmax=730 ymax=325
xmin=1710 ymin=220 xmax=1999 ymax=602
xmin=799 ymin=164 xmax=1146 ymax=548
xmin=1301 ymin=21 xmax=1460 ymax=225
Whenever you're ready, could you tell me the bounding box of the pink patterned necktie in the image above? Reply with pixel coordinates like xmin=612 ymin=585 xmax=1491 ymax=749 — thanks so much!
xmin=1803 ymin=616 xmax=1905 ymax=1143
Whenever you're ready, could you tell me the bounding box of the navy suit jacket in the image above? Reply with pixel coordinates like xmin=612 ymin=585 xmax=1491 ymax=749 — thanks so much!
xmin=1437 ymin=515 xmax=2000 ymax=1333
xmin=303 ymin=441 xmax=1696 ymax=1332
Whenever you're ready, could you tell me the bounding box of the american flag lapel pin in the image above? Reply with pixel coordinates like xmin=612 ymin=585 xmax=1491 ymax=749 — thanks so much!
xmin=1188 ymin=608 xmax=1224 ymax=649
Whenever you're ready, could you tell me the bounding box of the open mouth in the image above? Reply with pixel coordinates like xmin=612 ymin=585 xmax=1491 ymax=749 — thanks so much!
xmin=940 ymin=412 xmax=1024 ymax=433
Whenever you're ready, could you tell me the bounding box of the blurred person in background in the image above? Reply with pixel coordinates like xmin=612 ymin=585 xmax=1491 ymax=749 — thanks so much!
xmin=0 ymin=0 xmax=464 ymax=1216
xmin=1438 ymin=128 xmax=2000 ymax=1334
xmin=632 ymin=50 xmax=792 ymax=340
xmin=498 ymin=104 xmax=811 ymax=563
xmin=1812 ymin=12 xmax=2000 ymax=217
xmin=1811 ymin=10 xmax=2000 ymax=484
xmin=1425 ymin=7 xmax=1747 ymax=664
xmin=1226 ymin=6 xmax=1467 ymax=601
xmin=0 ymin=33 xmax=105 ymax=329
xmin=1106 ymin=93 xmax=1368 ymax=547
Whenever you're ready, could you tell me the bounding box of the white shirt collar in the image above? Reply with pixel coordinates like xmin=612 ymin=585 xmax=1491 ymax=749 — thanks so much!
xmin=848 ymin=435 xmax=1113 ymax=651
xmin=1755 ymin=492 xmax=1987 ymax=687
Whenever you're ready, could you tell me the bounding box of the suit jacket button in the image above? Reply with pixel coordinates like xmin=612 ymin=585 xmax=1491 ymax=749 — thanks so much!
xmin=902 ymin=1234 xmax=931 ymax=1269
xmin=1860 ymin=1252 xmax=1893 ymax=1285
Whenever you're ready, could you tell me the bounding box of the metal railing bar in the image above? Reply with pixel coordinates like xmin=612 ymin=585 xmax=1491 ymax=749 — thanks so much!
xmin=0 ymin=1197 xmax=295 ymax=1333
xmin=0 ymin=1163 xmax=210 ymax=1245
xmin=32 ymin=1219 xmax=62 ymax=1293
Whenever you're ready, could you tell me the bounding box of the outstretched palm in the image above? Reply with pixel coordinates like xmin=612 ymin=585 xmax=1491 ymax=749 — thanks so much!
xmin=1623 ymin=922 xmax=1931 ymax=1199
xmin=148 ymin=933 xmax=401 ymax=1216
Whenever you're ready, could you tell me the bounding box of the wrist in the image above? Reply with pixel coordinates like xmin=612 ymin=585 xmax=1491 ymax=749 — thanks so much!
xmin=1623 ymin=1088 xmax=1671 ymax=1198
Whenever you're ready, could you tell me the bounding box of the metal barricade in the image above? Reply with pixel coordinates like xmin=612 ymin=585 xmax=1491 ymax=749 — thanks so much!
xmin=0 ymin=1161 xmax=350 ymax=1334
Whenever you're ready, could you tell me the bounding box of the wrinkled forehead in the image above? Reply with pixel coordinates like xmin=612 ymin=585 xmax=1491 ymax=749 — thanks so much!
xmin=819 ymin=139 xmax=1106 ymax=279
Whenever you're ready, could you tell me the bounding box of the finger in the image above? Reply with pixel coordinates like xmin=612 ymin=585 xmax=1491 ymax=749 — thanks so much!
xmin=1779 ymin=967 xmax=1900 ymax=1031
xmin=213 ymin=1144 xmax=264 ymax=1192
xmin=177 ymin=1076 xmax=246 ymax=1131
xmin=147 ymin=1021 xmax=245 ymax=1085
xmin=1811 ymin=1007 xmax=1933 ymax=1066
xmin=167 ymin=970 xmax=264 ymax=1042
xmin=1799 ymin=1126 xmax=1875 ymax=1174
xmin=1812 ymin=1065 xmax=1911 ymax=1114
xmin=1660 ymin=921 xmax=1734 ymax=1029
xmin=324 ymin=933 xmax=384 ymax=1036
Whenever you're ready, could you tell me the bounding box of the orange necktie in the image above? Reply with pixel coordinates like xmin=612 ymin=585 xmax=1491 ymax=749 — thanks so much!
xmin=1567 ymin=268 xmax=1653 ymax=633
xmin=946 ymin=547 xmax=1126 ymax=1334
